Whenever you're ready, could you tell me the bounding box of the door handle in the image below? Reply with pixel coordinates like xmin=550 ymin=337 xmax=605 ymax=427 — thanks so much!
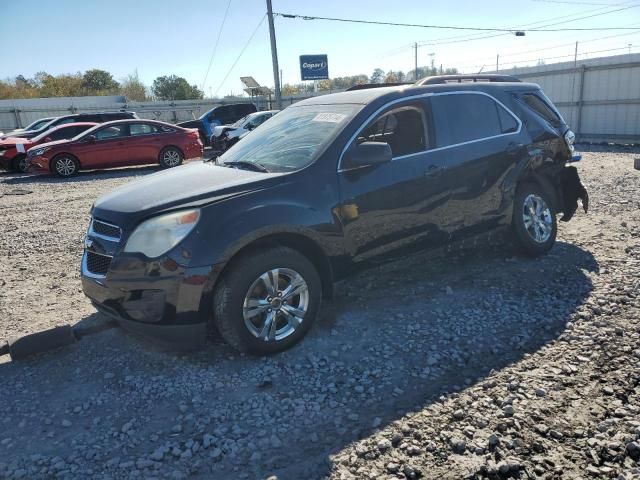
xmin=507 ymin=142 xmax=524 ymax=155
xmin=425 ymin=164 xmax=443 ymax=177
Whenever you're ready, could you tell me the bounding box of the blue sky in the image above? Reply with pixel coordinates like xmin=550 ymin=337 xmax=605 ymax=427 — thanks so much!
xmin=1 ymin=0 xmax=638 ymax=97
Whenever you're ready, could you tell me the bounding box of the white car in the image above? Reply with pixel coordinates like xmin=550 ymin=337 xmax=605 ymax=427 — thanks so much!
xmin=210 ymin=110 xmax=279 ymax=152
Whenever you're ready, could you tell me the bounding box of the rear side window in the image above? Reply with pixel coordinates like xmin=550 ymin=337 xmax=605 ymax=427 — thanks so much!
xmin=358 ymin=105 xmax=426 ymax=158
xmin=48 ymin=128 xmax=73 ymax=141
xmin=521 ymin=93 xmax=563 ymax=127
xmin=129 ymin=123 xmax=158 ymax=136
xmin=431 ymin=93 xmax=516 ymax=148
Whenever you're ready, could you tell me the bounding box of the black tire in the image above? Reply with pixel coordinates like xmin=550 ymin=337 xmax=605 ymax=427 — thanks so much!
xmin=213 ymin=246 xmax=322 ymax=355
xmin=511 ymin=181 xmax=557 ymax=257
xmin=11 ymin=155 xmax=28 ymax=173
xmin=51 ymin=154 xmax=79 ymax=177
xmin=159 ymin=146 xmax=183 ymax=168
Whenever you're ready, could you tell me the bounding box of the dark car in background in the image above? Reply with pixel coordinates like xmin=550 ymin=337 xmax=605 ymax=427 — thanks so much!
xmin=26 ymin=119 xmax=202 ymax=176
xmin=210 ymin=110 xmax=279 ymax=152
xmin=0 ymin=122 xmax=97 ymax=172
xmin=81 ymin=75 xmax=588 ymax=355
xmin=177 ymin=103 xmax=257 ymax=146
xmin=0 ymin=111 xmax=138 ymax=141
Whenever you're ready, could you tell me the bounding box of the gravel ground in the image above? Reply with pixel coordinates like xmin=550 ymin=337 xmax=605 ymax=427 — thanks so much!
xmin=0 ymin=150 xmax=639 ymax=480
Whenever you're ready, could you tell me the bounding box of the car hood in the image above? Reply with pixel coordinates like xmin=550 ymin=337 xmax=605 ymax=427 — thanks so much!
xmin=29 ymin=139 xmax=71 ymax=151
xmin=211 ymin=125 xmax=236 ymax=138
xmin=0 ymin=129 xmax=40 ymax=140
xmin=0 ymin=137 xmax=29 ymax=147
xmin=92 ymin=161 xmax=284 ymax=227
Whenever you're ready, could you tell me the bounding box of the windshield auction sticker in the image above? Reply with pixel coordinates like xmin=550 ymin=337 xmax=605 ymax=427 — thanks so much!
xmin=312 ymin=113 xmax=346 ymax=123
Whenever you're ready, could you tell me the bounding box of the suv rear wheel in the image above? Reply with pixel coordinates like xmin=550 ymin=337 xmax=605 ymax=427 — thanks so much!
xmin=512 ymin=182 xmax=557 ymax=256
xmin=213 ymin=246 xmax=322 ymax=354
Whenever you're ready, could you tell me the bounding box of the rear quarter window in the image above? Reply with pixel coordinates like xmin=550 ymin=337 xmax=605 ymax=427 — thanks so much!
xmin=520 ymin=93 xmax=564 ymax=127
xmin=431 ymin=93 xmax=516 ymax=148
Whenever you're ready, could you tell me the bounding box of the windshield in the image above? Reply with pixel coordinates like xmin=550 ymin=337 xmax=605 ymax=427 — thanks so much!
xmin=31 ymin=127 xmax=60 ymax=142
xmin=70 ymin=123 xmax=101 ymax=141
xmin=25 ymin=118 xmax=53 ymax=131
xmin=230 ymin=114 xmax=251 ymax=128
xmin=218 ymin=104 xmax=361 ymax=173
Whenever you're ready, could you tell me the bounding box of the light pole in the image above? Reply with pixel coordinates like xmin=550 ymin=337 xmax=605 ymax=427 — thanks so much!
xmin=266 ymin=0 xmax=282 ymax=109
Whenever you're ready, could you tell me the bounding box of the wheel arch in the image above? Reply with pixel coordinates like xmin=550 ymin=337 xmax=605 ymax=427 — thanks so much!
xmin=159 ymin=144 xmax=185 ymax=159
xmin=214 ymin=231 xmax=334 ymax=301
xmin=49 ymin=152 xmax=81 ymax=173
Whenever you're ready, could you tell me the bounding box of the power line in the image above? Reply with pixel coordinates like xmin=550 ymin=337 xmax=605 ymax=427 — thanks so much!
xmin=471 ymin=28 xmax=640 ymax=63
xmin=377 ymin=4 xmax=636 ymax=59
xmin=214 ymin=14 xmax=267 ymax=97
xmin=275 ymin=10 xmax=640 ymax=32
xmin=458 ymin=44 xmax=636 ymax=70
xmin=415 ymin=4 xmax=640 ymax=46
xmin=413 ymin=2 xmax=632 ymax=46
xmin=201 ymin=0 xmax=232 ymax=93
xmin=532 ymin=0 xmax=635 ymax=5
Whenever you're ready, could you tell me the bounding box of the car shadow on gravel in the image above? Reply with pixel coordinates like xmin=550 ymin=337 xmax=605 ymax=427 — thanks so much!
xmin=0 ymin=241 xmax=598 ymax=479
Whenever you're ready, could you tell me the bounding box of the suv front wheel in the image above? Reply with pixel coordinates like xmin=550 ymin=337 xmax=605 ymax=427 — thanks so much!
xmin=213 ymin=246 xmax=322 ymax=354
xmin=512 ymin=182 xmax=557 ymax=256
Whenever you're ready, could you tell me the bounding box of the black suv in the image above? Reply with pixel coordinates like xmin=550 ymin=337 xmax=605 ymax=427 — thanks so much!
xmin=2 ymin=111 xmax=138 ymax=140
xmin=81 ymin=75 xmax=588 ymax=355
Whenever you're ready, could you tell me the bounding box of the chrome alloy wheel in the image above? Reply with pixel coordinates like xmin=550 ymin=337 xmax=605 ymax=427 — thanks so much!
xmin=523 ymin=193 xmax=553 ymax=243
xmin=163 ymin=149 xmax=181 ymax=166
xmin=55 ymin=157 xmax=76 ymax=176
xmin=243 ymin=268 xmax=309 ymax=342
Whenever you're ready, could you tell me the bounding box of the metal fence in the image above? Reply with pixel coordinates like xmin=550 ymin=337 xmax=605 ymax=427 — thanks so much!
xmin=0 ymin=93 xmax=325 ymax=132
xmin=490 ymin=53 xmax=640 ymax=143
xmin=2 ymin=53 xmax=638 ymax=143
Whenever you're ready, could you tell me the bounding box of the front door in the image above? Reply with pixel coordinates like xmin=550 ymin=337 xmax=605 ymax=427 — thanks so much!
xmin=75 ymin=123 xmax=130 ymax=168
xmin=337 ymin=101 xmax=451 ymax=264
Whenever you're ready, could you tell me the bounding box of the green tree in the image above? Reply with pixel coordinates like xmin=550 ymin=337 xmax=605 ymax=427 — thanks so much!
xmin=82 ymin=69 xmax=119 ymax=95
xmin=151 ymin=75 xmax=203 ymax=101
xmin=369 ymin=68 xmax=385 ymax=84
xmin=120 ymin=71 xmax=149 ymax=101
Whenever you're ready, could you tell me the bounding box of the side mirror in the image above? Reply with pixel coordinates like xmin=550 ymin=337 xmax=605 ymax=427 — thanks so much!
xmin=246 ymin=123 xmax=255 ymax=131
xmin=85 ymin=135 xmax=96 ymax=143
xmin=342 ymin=141 xmax=392 ymax=170
xmin=44 ymin=137 xmax=52 ymax=143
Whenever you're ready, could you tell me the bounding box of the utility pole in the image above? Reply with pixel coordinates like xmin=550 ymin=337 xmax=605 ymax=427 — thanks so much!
xmin=496 ymin=54 xmax=499 ymax=72
xmin=414 ymin=42 xmax=418 ymax=81
xmin=574 ymin=41 xmax=579 ymax=68
xmin=266 ymin=0 xmax=282 ymax=109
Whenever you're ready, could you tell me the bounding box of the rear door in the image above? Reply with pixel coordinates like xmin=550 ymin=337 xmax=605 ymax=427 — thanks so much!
xmin=338 ymin=100 xmax=451 ymax=263
xmin=128 ymin=123 xmax=162 ymax=163
xmin=427 ymin=91 xmax=525 ymax=238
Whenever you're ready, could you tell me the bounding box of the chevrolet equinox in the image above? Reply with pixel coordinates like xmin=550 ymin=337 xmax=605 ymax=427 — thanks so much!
xmin=81 ymin=75 xmax=588 ymax=355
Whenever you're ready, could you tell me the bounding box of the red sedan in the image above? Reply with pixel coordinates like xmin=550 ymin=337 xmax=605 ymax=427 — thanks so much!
xmin=26 ymin=119 xmax=203 ymax=177
xmin=0 ymin=122 xmax=97 ymax=173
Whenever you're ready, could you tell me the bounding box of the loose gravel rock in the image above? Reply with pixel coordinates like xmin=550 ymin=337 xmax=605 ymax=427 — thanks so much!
xmin=1 ymin=150 xmax=639 ymax=479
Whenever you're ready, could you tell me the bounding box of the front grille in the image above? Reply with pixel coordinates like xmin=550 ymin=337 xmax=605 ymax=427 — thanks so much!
xmin=91 ymin=219 xmax=121 ymax=240
xmin=86 ymin=251 xmax=112 ymax=276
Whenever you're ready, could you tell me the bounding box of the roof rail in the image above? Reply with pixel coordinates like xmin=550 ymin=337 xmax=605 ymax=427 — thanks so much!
xmin=415 ymin=74 xmax=521 ymax=85
xmin=345 ymin=82 xmax=413 ymax=91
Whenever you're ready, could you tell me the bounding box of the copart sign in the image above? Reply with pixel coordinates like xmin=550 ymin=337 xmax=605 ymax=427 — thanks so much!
xmin=300 ymin=55 xmax=329 ymax=81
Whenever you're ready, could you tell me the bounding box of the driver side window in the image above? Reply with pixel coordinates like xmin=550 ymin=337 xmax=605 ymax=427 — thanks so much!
xmin=357 ymin=105 xmax=427 ymax=158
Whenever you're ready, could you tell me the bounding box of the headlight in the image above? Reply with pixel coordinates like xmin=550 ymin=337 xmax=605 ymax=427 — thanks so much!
xmin=0 ymin=150 xmax=5 ymax=156
xmin=564 ymin=129 xmax=575 ymax=153
xmin=32 ymin=146 xmax=50 ymax=157
xmin=123 ymin=209 xmax=200 ymax=258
